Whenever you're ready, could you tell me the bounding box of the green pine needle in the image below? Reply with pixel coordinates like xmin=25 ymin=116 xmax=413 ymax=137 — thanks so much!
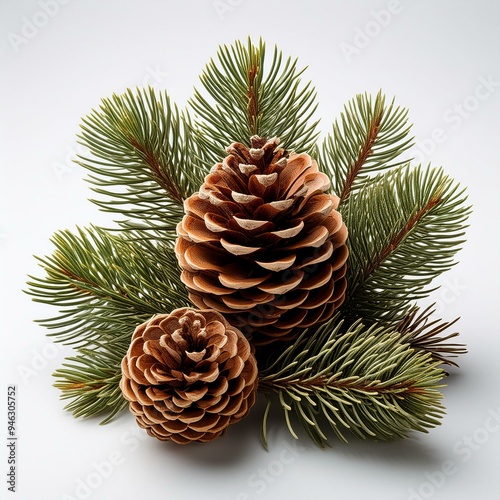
xmin=397 ymin=304 xmax=466 ymax=367
xmin=78 ymin=87 xmax=206 ymax=237
xmin=53 ymin=348 xmax=128 ymax=424
xmin=190 ymin=38 xmax=320 ymax=164
xmin=318 ymin=91 xmax=414 ymax=205
xmin=26 ymin=225 xmax=190 ymax=347
xmin=341 ymin=164 xmax=471 ymax=325
xmin=259 ymin=315 xmax=446 ymax=448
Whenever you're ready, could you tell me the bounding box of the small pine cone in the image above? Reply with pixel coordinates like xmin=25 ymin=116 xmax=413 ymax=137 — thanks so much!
xmin=176 ymin=136 xmax=348 ymax=345
xmin=120 ymin=308 xmax=258 ymax=444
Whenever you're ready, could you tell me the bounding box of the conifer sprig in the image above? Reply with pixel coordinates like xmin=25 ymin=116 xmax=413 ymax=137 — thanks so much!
xmin=397 ymin=304 xmax=466 ymax=366
xmin=26 ymin=225 xmax=190 ymax=347
xmin=26 ymin=39 xmax=470 ymax=443
xmin=259 ymin=315 xmax=446 ymax=448
xmin=53 ymin=348 xmax=127 ymax=424
xmin=318 ymin=91 xmax=413 ymax=204
xmin=78 ymin=87 xmax=205 ymax=237
xmin=190 ymin=38 xmax=319 ymax=164
xmin=341 ymin=165 xmax=470 ymax=325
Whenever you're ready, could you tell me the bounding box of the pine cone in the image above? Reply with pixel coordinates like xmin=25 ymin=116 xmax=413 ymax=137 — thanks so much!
xmin=176 ymin=136 xmax=348 ymax=345
xmin=120 ymin=308 xmax=258 ymax=444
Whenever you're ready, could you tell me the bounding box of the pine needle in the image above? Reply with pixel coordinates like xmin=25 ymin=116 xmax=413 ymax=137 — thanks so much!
xmin=259 ymin=315 xmax=447 ymax=448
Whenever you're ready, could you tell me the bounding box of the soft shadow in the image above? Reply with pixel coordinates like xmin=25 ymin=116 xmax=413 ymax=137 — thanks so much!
xmin=117 ymin=382 xmax=460 ymax=475
xmin=331 ymin=433 xmax=446 ymax=470
xmin=149 ymin=394 xmax=272 ymax=468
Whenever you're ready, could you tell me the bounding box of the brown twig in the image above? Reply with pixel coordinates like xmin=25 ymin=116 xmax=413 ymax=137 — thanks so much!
xmin=128 ymin=137 xmax=185 ymax=205
xmin=247 ymin=57 xmax=259 ymax=136
xmin=362 ymin=192 xmax=442 ymax=282
xmin=259 ymin=376 xmax=426 ymax=395
xmin=396 ymin=304 xmax=466 ymax=367
xmin=339 ymin=108 xmax=383 ymax=205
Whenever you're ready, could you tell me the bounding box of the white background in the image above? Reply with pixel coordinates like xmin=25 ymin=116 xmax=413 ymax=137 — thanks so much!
xmin=1 ymin=1 xmax=499 ymax=499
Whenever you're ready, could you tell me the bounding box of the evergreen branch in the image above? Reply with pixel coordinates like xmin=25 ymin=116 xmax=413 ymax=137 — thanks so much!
xmin=318 ymin=91 xmax=413 ymax=203
xmin=26 ymin=225 xmax=190 ymax=346
xmin=259 ymin=316 xmax=446 ymax=448
xmin=396 ymin=304 xmax=466 ymax=366
xmin=26 ymin=40 xmax=471 ymax=441
xmin=26 ymin=226 xmax=192 ymax=422
xmin=77 ymin=87 xmax=205 ymax=236
xmin=190 ymin=38 xmax=319 ymax=165
xmin=53 ymin=347 xmax=128 ymax=423
xmin=341 ymin=165 xmax=470 ymax=325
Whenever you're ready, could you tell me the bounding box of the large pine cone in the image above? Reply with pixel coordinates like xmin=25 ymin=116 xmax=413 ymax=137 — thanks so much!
xmin=120 ymin=308 xmax=258 ymax=444
xmin=176 ymin=137 xmax=348 ymax=345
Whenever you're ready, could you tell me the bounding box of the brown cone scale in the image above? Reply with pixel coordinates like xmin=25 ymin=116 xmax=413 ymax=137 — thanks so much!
xmin=175 ymin=137 xmax=348 ymax=345
xmin=120 ymin=308 xmax=258 ymax=444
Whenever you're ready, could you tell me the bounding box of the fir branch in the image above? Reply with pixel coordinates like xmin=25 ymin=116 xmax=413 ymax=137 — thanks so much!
xmin=26 ymin=226 xmax=192 ymax=422
xmin=396 ymin=304 xmax=466 ymax=366
xmin=259 ymin=316 xmax=446 ymax=448
xmin=318 ymin=91 xmax=413 ymax=204
xmin=77 ymin=87 xmax=205 ymax=236
xmin=190 ymin=38 xmax=319 ymax=165
xmin=27 ymin=40 xmax=472 ymax=439
xmin=26 ymin=225 xmax=190 ymax=346
xmin=341 ymin=165 xmax=470 ymax=325
xmin=53 ymin=347 xmax=128 ymax=423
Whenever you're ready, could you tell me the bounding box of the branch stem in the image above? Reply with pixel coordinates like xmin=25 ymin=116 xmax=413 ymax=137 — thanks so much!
xmin=362 ymin=193 xmax=442 ymax=281
xmin=259 ymin=376 xmax=426 ymax=395
xmin=339 ymin=109 xmax=383 ymax=204
xmin=247 ymin=59 xmax=259 ymax=135
xmin=128 ymin=136 xmax=185 ymax=205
